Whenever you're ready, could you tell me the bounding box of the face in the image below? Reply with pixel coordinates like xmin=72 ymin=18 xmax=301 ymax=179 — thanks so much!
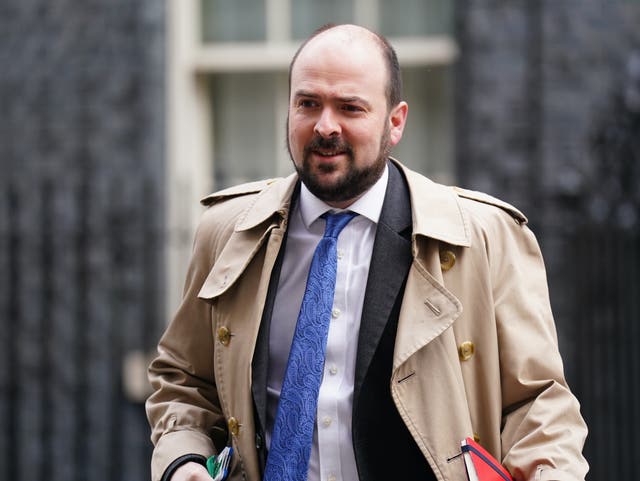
xmin=287 ymin=28 xmax=408 ymax=208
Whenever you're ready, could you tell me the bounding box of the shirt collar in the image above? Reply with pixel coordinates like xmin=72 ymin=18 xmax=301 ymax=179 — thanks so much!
xmin=299 ymin=163 xmax=389 ymax=229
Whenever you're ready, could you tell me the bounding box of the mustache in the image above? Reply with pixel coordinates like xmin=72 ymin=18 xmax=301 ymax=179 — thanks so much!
xmin=304 ymin=135 xmax=354 ymax=156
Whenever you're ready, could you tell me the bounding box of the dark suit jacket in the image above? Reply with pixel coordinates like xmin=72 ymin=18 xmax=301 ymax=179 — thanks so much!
xmin=252 ymin=162 xmax=436 ymax=481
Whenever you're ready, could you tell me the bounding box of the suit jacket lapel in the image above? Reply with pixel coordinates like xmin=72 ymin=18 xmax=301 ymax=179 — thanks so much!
xmin=251 ymin=184 xmax=299 ymax=466
xmin=251 ymin=239 xmax=285 ymax=437
xmin=353 ymin=162 xmax=413 ymax=409
xmin=253 ymin=164 xmax=414 ymax=457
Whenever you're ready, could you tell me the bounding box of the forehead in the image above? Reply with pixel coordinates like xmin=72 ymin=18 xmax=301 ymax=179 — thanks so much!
xmin=290 ymin=30 xmax=387 ymax=100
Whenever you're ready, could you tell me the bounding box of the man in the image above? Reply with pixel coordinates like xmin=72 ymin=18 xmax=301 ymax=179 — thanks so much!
xmin=147 ymin=24 xmax=588 ymax=481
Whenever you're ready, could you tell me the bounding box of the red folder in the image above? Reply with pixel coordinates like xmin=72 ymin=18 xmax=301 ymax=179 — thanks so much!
xmin=461 ymin=437 xmax=514 ymax=481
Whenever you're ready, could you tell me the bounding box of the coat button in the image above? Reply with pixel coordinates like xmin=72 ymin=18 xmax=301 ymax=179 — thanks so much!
xmin=458 ymin=341 xmax=475 ymax=361
xmin=217 ymin=326 xmax=231 ymax=346
xmin=440 ymin=249 xmax=456 ymax=271
xmin=228 ymin=417 xmax=240 ymax=437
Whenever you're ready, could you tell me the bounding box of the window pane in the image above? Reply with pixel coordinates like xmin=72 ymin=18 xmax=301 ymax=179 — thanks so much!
xmin=201 ymin=0 xmax=266 ymax=42
xmin=391 ymin=66 xmax=453 ymax=183
xmin=380 ymin=0 xmax=452 ymax=36
xmin=292 ymin=0 xmax=354 ymax=39
xmin=210 ymin=67 xmax=453 ymax=189
xmin=210 ymin=73 xmax=286 ymax=189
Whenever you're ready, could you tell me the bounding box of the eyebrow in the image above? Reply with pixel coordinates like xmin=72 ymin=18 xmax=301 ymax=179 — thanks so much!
xmin=293 ymin=90 xmax=373 ymax=110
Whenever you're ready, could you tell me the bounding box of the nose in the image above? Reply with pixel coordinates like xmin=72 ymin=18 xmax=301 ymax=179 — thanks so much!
xmin=314 ymin=107 xmax=341 ymax=138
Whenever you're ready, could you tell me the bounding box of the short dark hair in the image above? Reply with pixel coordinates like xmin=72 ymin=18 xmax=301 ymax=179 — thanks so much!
xmin=288 ymin=24 xmax=403 ymax=109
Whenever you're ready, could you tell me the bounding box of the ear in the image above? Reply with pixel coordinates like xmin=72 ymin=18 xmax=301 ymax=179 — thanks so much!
xmin=387 ymin=101 xmax=408 ymax=146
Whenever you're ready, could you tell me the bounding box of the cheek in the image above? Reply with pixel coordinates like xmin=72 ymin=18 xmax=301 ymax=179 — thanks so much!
xmin=287 ymin=117 xmax=297 ymax=138
xmin=354 ymin=131 xmax=380 ymax=153
xmin=289 ymin=119 xmax=312 ymax=144
xmin=288 ymin=125 xmax=301 ymax=148
xmin=287 ymin=125 xmax=307 ymax=161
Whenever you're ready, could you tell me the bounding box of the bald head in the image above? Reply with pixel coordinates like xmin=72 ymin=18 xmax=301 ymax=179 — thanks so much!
xmin=288 ymin=24 xmax=403 ymax=109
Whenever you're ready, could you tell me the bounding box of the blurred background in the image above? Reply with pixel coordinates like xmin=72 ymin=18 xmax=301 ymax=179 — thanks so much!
xmin=1 ymin=0 xmax=639 ymax=480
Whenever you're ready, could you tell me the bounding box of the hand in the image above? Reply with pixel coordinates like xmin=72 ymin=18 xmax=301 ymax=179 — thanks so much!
xmin=171 ymin=461 xmax=211 ymax=481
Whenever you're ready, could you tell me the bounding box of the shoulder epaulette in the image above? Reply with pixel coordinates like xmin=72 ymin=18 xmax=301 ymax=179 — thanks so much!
xmin=453 ymin=186 xmax=528 ymax=225
xmin=200 ymin=178 xmax=280 ymax=206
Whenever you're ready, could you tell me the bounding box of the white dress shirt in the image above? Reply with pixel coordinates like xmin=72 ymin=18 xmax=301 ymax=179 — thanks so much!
xmin=266 ymin=165 xmax=388 ymax=481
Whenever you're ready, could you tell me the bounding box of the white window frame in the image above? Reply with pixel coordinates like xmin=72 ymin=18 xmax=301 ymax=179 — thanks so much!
xmin=165 ymin=0 xmax=458 ymax=317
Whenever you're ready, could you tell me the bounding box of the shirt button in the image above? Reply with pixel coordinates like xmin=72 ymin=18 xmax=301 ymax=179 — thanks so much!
xmin=328 ymin=475 xmax=337 ymax=481
xmin=322 ymin=416 xmax=332 ymax=427
xmin=337 ymin=249 xmax=345 ymax=260
xmin=331 ymin=308 xmax=341 ymax=319
xmin=329 ymin=365 xmax=338 ymax=375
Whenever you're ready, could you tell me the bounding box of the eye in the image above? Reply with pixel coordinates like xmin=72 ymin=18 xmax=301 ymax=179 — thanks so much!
xmin=297 ymin=98 xmax=319 ymax=109
xmin=341 ymin=104 xmax=365 ymax=113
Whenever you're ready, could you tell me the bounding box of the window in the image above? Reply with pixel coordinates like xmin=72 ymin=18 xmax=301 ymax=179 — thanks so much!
xmin=166 ymin=0 xmax=457 ymax=315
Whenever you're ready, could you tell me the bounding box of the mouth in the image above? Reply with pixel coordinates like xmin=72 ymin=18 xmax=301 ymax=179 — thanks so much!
xmin=303 ymin=136 xmax=353 ymax=166
xmin=312 ymin=149 xmax=348 ymax=158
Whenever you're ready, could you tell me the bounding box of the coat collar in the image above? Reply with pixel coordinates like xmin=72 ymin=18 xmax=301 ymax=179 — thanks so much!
xmin=224 ymin=159 xmax=471 ymax=247
xmin=234 ymin=173 xmax=298 ymax=232
xmin=198 ymin=160 xmax=471 ymax=301
xmin=396 ymin=160 xmax=471 ymax=248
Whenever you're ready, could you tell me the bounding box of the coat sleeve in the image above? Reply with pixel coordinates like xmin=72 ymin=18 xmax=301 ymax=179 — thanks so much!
xmin=486 ymin=212 xmax=589 ymax=481
xmin=145 ymin=209 xmax=232 ymax=481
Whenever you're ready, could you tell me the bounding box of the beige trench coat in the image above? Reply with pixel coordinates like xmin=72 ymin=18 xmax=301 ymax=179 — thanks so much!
xmin=147 ymin=160 xmax=588 ymax=481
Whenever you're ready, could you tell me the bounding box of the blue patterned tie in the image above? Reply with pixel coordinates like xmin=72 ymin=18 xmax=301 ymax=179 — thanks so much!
xmin=264 ymin=211 xmax=358 ymax=481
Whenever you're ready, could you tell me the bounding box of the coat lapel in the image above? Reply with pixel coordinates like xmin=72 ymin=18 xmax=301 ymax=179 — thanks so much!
xmin=353 ymin=162 xmax=413 ymax=408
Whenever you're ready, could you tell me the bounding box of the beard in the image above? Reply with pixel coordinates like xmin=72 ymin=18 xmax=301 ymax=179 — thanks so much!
xmin=288 ymin=126 xmax=392 ymax=205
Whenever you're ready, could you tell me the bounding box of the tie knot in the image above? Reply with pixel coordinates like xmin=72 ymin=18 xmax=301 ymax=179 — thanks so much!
xmin=322 ymin=211 xmax=358 ymax=239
